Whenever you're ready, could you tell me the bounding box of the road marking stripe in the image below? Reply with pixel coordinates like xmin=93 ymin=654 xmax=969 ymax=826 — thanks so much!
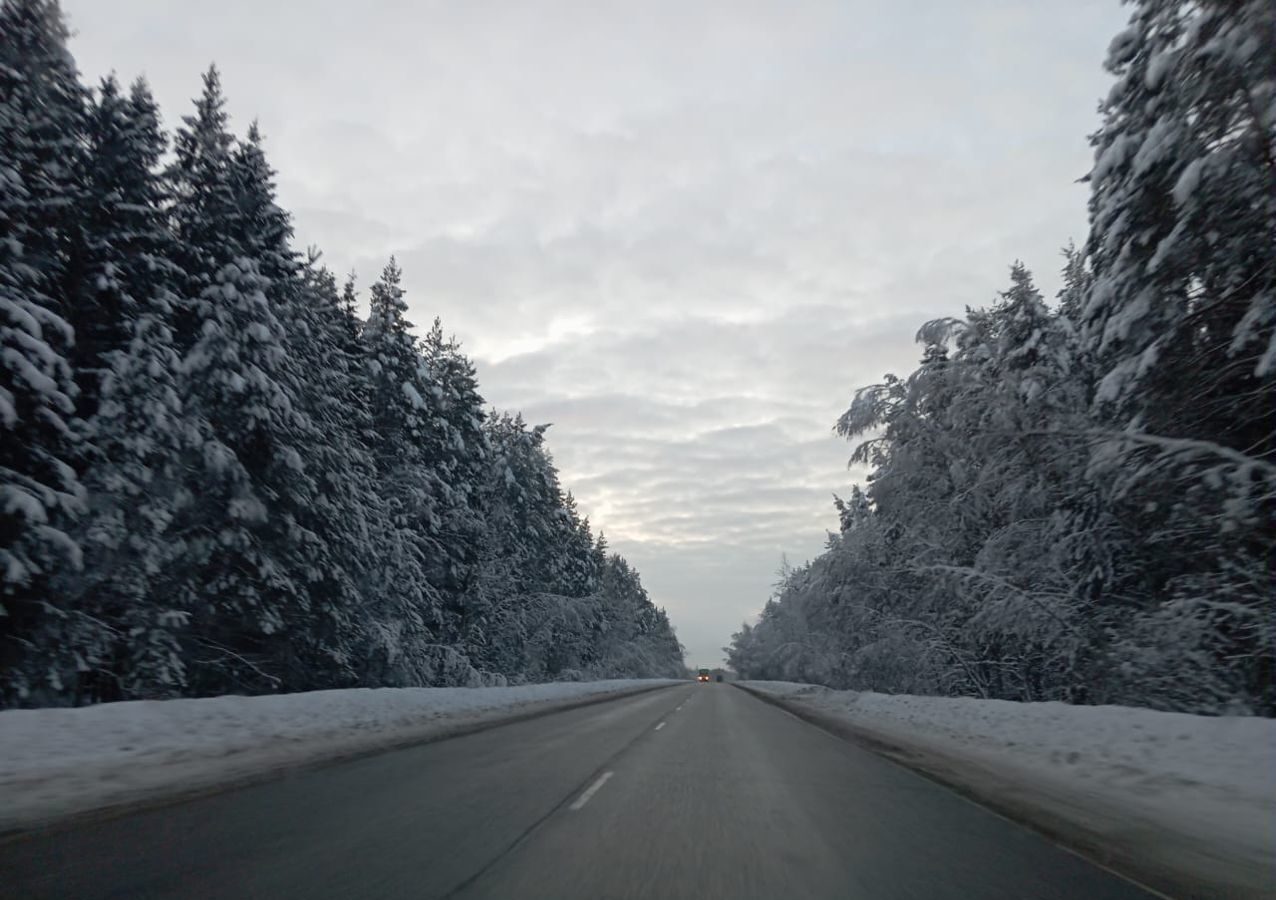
xmin=655 ymin=721 xmax=666 ymax=731
xmin=569 ymin=772 xmax=614 ymax=810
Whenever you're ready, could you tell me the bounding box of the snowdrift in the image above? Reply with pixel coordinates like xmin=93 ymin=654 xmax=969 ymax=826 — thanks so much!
xmin=0 ymin=679 xmax=679 ymax=833
xmin=739 ymin=681 xmax=1275 ymax=900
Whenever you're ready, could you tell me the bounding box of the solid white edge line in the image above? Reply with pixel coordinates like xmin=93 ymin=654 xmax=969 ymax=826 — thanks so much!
xmin=569 ymin=771 xmax=614 ymax=811
xmin=655 ymin=721 xmax=666 ymax=730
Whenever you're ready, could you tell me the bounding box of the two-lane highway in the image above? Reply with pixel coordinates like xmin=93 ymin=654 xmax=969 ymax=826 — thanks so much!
xmin=0 ymin=683 xmax=1157 ymax=899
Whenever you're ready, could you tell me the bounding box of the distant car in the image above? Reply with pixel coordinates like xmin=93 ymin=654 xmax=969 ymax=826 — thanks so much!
xmin=697 ymin=668 xmax=711 ymax=683
xmin=715 ymin=674 xmax=723 ymax=682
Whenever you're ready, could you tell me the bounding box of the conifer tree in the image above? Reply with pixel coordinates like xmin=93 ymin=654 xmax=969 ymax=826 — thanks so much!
xmin=166 ymin=75 xmax=332 ymax=693
xmin=361 ymin=259 xmax=452 ymax=680
xmin=1079 ymin=0 xmax=1275 ymax=711
xmin=1083 ymin=0 xmax=1275 ymax=444
xmin=0 ymin=0 xmax=87 ymax=702
xmin=52 ymin=75 xmax=193 ymax=702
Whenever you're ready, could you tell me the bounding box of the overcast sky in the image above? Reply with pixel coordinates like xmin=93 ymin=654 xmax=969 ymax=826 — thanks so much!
xmin=64 ymin=0 xmax=1130 ymax=668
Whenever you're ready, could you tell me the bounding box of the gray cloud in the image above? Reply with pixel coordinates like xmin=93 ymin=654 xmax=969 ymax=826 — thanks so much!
xmin=64 ymin=0 xmax=1129 ymax=666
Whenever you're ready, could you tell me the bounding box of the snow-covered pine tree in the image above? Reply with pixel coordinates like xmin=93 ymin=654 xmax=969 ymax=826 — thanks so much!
xmin=554 ymin=492 xmax=600 ymax=598
xmin=363 ymin=259 xmax=424 ymax=464
xmin=1080 ymin=0 xmax=1275 ymax=712
xmin=418 ymin=319 xmax=489 ymax=653
xmin=319 ymin=272 xmax=441 ymax=688
xmin=72 ymin=76 xmax=173 ymax=419
xmin=834 ymin=343 xmax=973 ymax=695
xmin=943 ymin=266 xmax=1095 ymax=701
xmin=229 ymin=123 xmax=296 ymax=281
xmin=338 ymin=273 xmax=363 ymax=354
xmin=592 ymin=552 xmax=684 ymax=679
xmin=65 ymin=282 xmax=193 ymax=703
xmin=1084 ymin=0 xmax=1275 ymax=438
xmin=46 ymin=74 xmax=196 ymax=703
xmin=0 ymin=0 xmax=87 ymax=704
xmin=485 ymin=417 xmax=572 ymax=598
xmin=166 ymin=66 xmax=238 ymax=353
xmin=228 ymin=128 xmax=391 ymax=690
xmin=821 ymin=266 xmax=1097 ymax=700
xmin=463 ymin=413 xmax=549 ymax=676
xmin=360 ymin=259 xmax=463 ymax=684
xmin=164 ymin=73 xmax=338 ymax=694
xmin=280 ymin=261 xmax=396 ymax=687
xmin=1056 ymin=241 xmax=1091 ymax=327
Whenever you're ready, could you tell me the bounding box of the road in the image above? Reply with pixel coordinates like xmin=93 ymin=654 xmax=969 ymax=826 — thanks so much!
xmin=0 ymin=683 xmax=1157 ymax=899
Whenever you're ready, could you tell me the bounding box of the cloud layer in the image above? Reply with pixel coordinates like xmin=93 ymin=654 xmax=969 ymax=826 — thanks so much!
xmin=64 ymin=0 xmax=1129 ymax=666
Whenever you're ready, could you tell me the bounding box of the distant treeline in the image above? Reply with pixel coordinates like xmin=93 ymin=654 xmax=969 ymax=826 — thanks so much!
xmin=0 ymin=0 xmax=684 ymax=706
xmin=728 ymin=0 xmax=1274 ymax=715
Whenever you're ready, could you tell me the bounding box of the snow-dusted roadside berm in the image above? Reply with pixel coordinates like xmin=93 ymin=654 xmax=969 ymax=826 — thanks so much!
xmin=0 ymin=679 xmax=679 ymax=833
xmin=740 ymin=681 xmax=1276 ymax=900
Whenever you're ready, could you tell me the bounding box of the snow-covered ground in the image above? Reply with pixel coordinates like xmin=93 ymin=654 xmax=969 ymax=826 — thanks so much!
xmin=740 ymin=681 xmax=1275 ymax=899
xmin=0 ymin=679 xmax=679 ymax=833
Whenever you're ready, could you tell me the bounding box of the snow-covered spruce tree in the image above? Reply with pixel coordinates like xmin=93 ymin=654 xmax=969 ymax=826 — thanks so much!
xmin=559 ymin=494 xmax=601 ymax=598
xmin=833 ymin=325 xmax=983 ymax=695
xmin=70 ymin=76 xmax=173 ymax=419
xmin=483 ymin=417 xmax=587 ymax=599
xmin=592 ymin=553 xmax=684 ymax=679
xmin=228 ymin=123 xmax=294 ymax=282
xmin=166 ymin=66 xmax=237 ymax=352
xmin=935 ymin=266 xmax=1096 ymax=702
xmin=0 ymin=0 xmax=87 ymax=704
xmin=363 ymin=260 xmax=424 ymax=475
xmin=464 ymin=414 xmax=555 ymax=677
xmin=286 ymin=259 xmax=419 ymax=689
xmin=515 ymin=489 xmax=607 ymax=681
xmin=466 ymin=414 xmax=685 ymax=681
xmin=47 ymin=75 xmax=196 ymax=703
xmin=1080 ymin=0 xmax=1275 ymax=712
xmin=327 ymin=271 xmax=442 ymax=686
xmin=1056 ymin=241 xmax=1092 ymax=326
xmin=361 ymin=258 xmax=466 ymax=685
xmin=1084 ymin=0 xmax=1275 ymax=429
xmin=418 ymin=319 xmax=489 ymax=650
xmin=163 ymin=71 xmax=340 ymax=694
xmin=65 ymin=294 xmax=192 ymax=702
xmin=338 ymin=272 xmax=363 ymax=353
xmin=228 ymin=127 xmax=401 ymax=691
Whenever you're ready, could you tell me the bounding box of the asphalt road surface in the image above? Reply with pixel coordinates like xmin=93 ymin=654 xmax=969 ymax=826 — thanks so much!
xmin=0 ymin=683 xmax=1158 ymax=899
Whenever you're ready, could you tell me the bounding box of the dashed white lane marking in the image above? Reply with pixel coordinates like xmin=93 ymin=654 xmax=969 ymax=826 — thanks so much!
xmin=655 ymin=721 xmax=666 ymax=731
xmin=569 ymin=772 xmax=614 ymax=811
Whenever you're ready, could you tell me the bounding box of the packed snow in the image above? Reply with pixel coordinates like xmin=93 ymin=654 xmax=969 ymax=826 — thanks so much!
xmin=0 ymin=679 xmax=679 ymax=833
xmin=741 ymin=681 xmax=1276 ymax=899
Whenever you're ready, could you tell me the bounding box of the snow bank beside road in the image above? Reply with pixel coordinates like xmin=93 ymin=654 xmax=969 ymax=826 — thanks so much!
xmin=0 ymin=679 xmax=679 ymax=833
xmin=740 ymin=681 xmax=1275 ymax=899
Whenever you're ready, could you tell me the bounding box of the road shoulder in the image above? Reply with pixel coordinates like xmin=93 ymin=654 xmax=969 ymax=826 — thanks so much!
xmin=734 ymin=682 xmax=1269 ymax=900
xmin=0 ymin=680 xmax=681 ymax=838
